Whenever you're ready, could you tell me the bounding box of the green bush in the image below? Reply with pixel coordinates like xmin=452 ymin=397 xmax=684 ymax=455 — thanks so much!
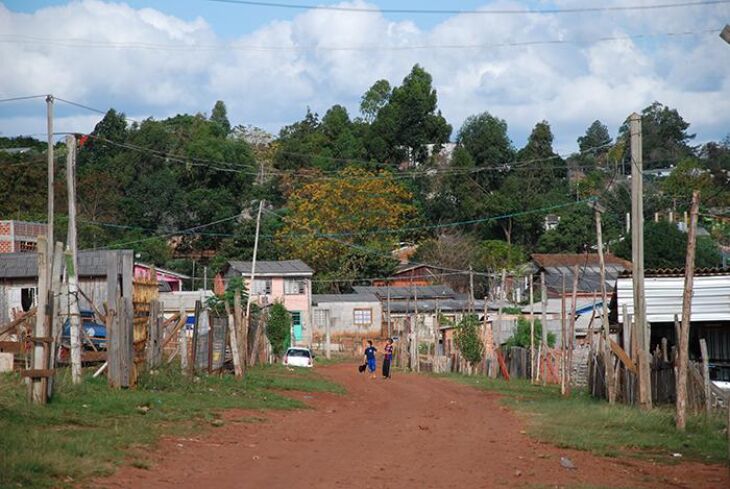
xmin=455 ymin=314 xmax=483 ymax=365
xmin=267 ymin=303 xmax=291 ymax=358
xmin=503 ymin=315 xmax=556 ymax=348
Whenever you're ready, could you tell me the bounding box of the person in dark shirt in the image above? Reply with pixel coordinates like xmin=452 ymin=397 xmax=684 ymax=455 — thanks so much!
xmin=382 ymin=338 xmax=394 ymax=379
xmin=364 ymin=340 xmax=377 ymax=379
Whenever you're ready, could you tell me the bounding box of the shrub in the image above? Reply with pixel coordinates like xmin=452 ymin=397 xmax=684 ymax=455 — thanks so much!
xmin=503 ymin=315 xmax=556 ymax=349
xmin=267 ymin=303 xmax=291 ymax=358
xmin=455 ymin=314 xmax=484 ymax=365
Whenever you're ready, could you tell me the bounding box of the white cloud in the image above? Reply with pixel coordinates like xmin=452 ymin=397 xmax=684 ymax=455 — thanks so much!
xmin=0 ymin=0 xmax=729 ymax=154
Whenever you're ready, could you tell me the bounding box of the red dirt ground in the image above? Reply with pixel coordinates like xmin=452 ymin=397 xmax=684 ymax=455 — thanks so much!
xmin=94 ymin=363 xmax=729 ymax=489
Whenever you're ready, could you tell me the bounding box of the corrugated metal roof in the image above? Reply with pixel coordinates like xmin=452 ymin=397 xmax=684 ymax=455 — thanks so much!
xmin=532 ymin=253 xmax=631 ymax=269
xmin=0 ymin=250 xmax=127 ymax=279
xmin=313 ymin=293 xmax=379 ymax=304
xmin=616 ymin=273 xmax=730 ymax=323
xmin=353 ymin=285 xmax=456 ymax=299
xmin=388 ymin=298 xmax=485 ymax=314
xmin=228 ymin=260 xmax=313 ymax=276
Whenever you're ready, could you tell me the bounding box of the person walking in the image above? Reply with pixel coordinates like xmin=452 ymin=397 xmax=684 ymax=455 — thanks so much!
xmin=364 ymin=340 xmax=377 ymax=379
xmin=382 ymin=338 xmax=394 ymax=379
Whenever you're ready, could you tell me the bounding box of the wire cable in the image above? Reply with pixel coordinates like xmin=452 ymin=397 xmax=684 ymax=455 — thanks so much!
xmin=206 ymin=0 xmax=730 ymax=15
xmin=0 ymin=94 xmax=48 ymax=104
xmin=0 ymin=29 xmax=718 ymax=52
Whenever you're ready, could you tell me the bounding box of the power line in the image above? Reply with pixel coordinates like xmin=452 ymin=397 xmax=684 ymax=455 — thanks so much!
xmin=206 ymin=0 xmax=730 ymax=15
xmin=0 ymin=95 xmax=48 ymax=104
xmin=0 ymin=29 xmax=717 ymax=52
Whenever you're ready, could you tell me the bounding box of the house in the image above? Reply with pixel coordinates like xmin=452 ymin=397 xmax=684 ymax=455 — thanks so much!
xmin=372 ymin=263 xmax=449 ymax=287
xmin=311 ymin=293 xmax=383 ymax=348
xmin=0 ymin=220 xmax=47 ymax=254
xmin=353 ymin=285 xmax=485 ymax=345
xmin=222 ymin=260 xmax=314 ymax=346
xmin=614 ymin=267 xmax=730 ymax=383
xmin=133 ymin=263 xmax=190 ymax=292
xmin=531 ymin=253 xmax=632 ymax=299
xmin=0 ymin=250 xmax=133 ymax=325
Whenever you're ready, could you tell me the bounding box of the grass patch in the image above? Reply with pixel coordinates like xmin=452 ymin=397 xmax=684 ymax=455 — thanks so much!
xmin=0 ymin=363 xmax=343 ymax=489
xmin=441 ymin=374 xmax=728 ymax=464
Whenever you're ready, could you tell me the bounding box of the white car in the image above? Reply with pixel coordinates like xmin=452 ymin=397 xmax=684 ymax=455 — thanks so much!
xmin=283 ymin=347 xmax=314 ymax=368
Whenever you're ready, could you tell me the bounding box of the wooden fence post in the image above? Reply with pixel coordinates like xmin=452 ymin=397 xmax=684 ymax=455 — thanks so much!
xmin=677 ymin=191 xmax=700 ymax=430
xmin=29 ymin=236 xmax=49 ymax=404
xmin=699 ymin=338 xmax=711 ymax=416
xmin=179 ymin=305 xmax=188 ymax=372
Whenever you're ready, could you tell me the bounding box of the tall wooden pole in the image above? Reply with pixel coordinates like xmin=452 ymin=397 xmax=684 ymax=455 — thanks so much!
xmin=630 ymin=112 xmax=652 ymax=410
xmin=468 ymin=265 xmax=475 ymax=313
xmin=567 ymin=264 xmax=580 ymax=396
xmin=676 ymin=191 xmax=700 ymax=430
xmin=46 ymin=95 xmax=54 ymax=279
xmin=65 ymin=135 xmax=82 ymax=384
xmin=561 ymin=273 xmax=567 ymax=396
xmin=529 ymin=274 xmax=535 ymax=383
xmin=540 ymin=271 xmax=548 ymax=385
xmin=593 ymin=203 xmax=615 ymax=403
xmin=31 ymin=236 xmax=49 ymax=404
xmin=245 ymin=201 xmax=264 ymax=364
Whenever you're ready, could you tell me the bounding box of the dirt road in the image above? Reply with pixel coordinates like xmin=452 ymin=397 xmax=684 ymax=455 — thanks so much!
xmin=95 ymin=364 xmax=729 ymax=489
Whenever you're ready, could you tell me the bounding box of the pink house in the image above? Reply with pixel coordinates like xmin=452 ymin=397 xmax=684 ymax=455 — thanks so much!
xmin=223 ymin=260 xmax=314 ymax=346
xmin=133 ymin=263 xmax=190 ymax=292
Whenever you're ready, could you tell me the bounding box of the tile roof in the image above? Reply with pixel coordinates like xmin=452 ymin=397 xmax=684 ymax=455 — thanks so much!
xmin=227 ymin=259 xmax=313 ymax=276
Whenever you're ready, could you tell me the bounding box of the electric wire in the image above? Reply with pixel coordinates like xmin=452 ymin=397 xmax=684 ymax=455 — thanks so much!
xmin=206 ymin=0 xmax=730 ymax=15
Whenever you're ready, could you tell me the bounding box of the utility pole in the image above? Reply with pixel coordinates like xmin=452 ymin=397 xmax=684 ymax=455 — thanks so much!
xmin=529 ymin=273 xmax=535 ymax=383
xmin=468 ymin=265 xmax=475 ymax=313
xmin=560 ymin=273 xmax=567 ymax=396
xmin=540 ymin=271 xmax=548 ymax=385
xmin=203 ymin=266 xmax=208 ymax=290
xmin=676 ymin=191 xmax=700 ymax=430
xmin=246 ymin=200 xmax=265 ymax=364
xmin=630 ymin=112 xmax=652 ymax=410
xmin=46 ymin=95 xmax=54 ymax=278
xmin=66 ymin=135 xmax=82 ymax=384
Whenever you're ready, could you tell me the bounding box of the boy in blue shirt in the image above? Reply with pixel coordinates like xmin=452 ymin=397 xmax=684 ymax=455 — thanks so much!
xmin=364 ymin=340 xmax=377 ymax=379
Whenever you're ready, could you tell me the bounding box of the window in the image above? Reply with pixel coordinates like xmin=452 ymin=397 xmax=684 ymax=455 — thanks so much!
xmin=284 ymin=279 xmax=306 ymax=295
xmin=314 ymin=309 xmax=328 ymax=328
xmin=21 ymin=288 xmax=36 ymax=312
xmin=251 ymin=279 xmax=271 ymax=295
xmin=18 ymin=240 xmax=37 ymax=253
xmin=353 ymin=308 xmax=372 ymax=326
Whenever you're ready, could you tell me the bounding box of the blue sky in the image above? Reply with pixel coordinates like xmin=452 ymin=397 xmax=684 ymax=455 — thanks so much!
xmin=1 ymin=0 xmax=729 ymax=152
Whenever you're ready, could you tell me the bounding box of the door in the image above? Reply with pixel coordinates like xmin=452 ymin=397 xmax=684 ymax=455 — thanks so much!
xmin=291 ymin=311 xmax=303 ymax=343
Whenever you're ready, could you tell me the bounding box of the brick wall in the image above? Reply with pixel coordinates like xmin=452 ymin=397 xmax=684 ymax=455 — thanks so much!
xmin=0 ymin=241 xmax=12 ymax=253
xmin=0 ymin=220 xmax=47 ymax=254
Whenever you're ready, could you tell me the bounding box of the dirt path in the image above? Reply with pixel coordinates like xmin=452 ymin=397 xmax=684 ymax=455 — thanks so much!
xmin=94 ymin=364 xmax=729 ymax=489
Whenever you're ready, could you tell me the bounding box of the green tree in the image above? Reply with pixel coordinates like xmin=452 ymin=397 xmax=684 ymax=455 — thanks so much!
xmin=577 ymin=120 xmax=611 ymax=153
xmin=618 ymin=101 xmax=695 ymax=169
xmin=457 ymin=112 xmax=514 ymax=189
xmin=614 ymin=220 xmax=721 ymax=269
xmin=210 ymin=100 xmax=231 ymax=137
xmin=516 ymin=120 xmax=563 ymax=190
xmin=536 ymin=206 xmax=596 ymax=253
xmin=478 ymin=240 xmax=527 ymax=271
xmin=455 ymin=314 xmax=484 ymax=365
xmin=367 ymin=65 xmax=452 ymax=165
xmin=267 ymin=303 xmax=292 ymax=358
xmin=503 ymin=316 xmax=556 ymax=348
xmin=360 ymin=79 xmax=391 ymax=123
xmin=661 ymin=159 xmax=715 ymax=205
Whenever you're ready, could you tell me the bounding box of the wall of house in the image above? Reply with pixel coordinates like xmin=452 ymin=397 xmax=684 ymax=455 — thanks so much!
xmin=133 ymin=265 xmax=184 ymax=292
xmin=312 ymin=301 xmax=383 ymax=338
xmin=1 ymin=277 xmax=107 ymax=324
xmin=244 ymin=275 xmax=313 ymax=345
